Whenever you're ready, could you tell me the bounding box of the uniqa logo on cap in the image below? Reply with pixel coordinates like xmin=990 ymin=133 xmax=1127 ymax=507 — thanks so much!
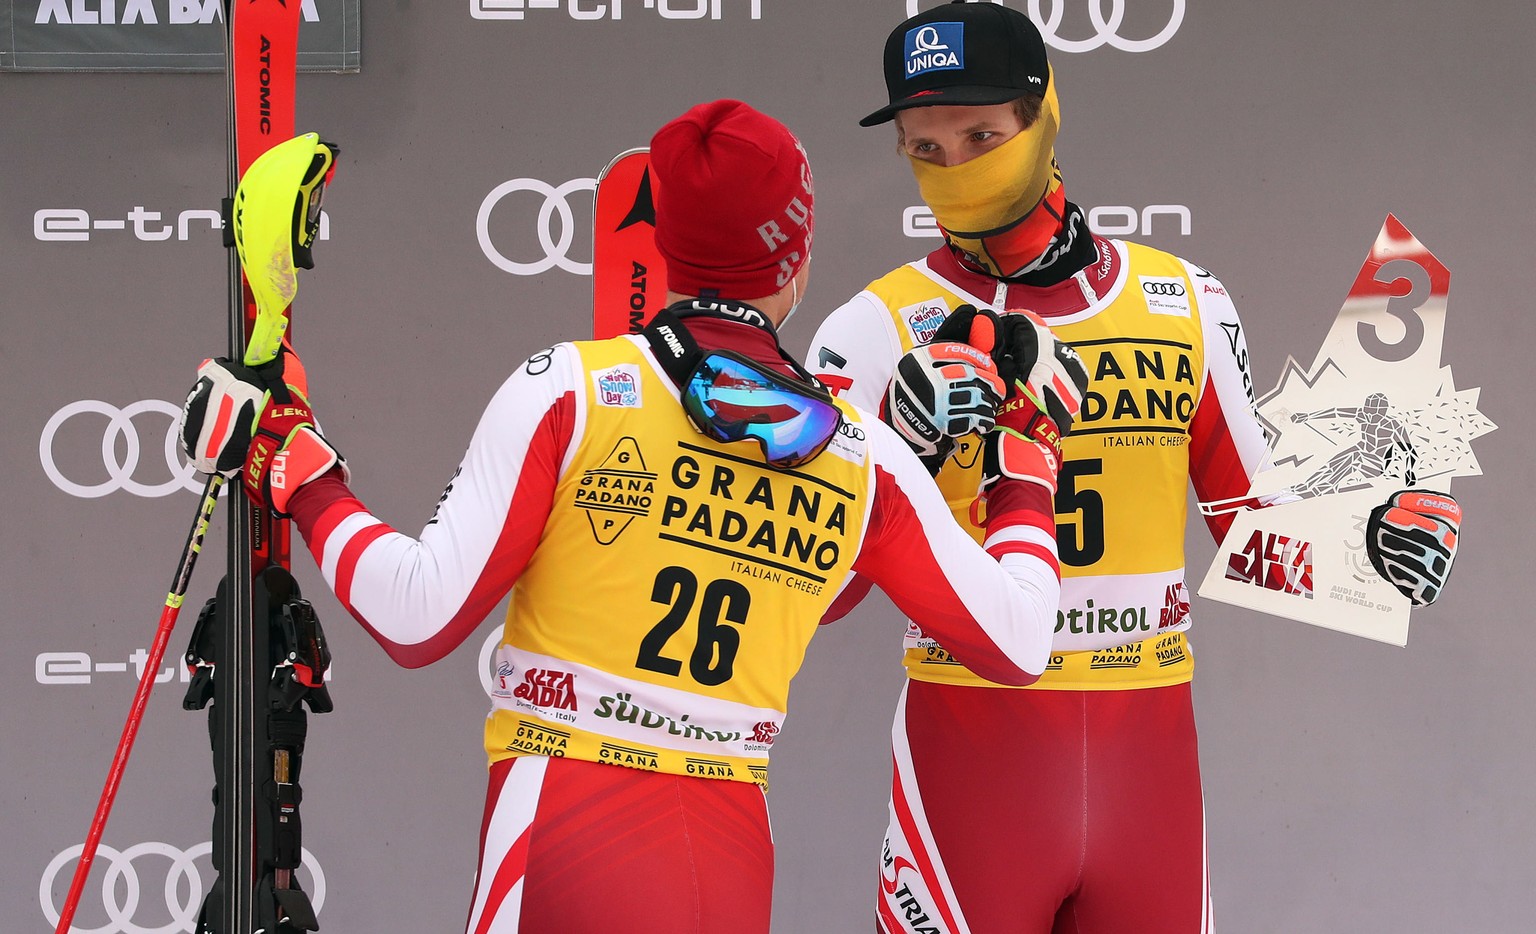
xmin=904 ymin=22 xmax=964 ymax=77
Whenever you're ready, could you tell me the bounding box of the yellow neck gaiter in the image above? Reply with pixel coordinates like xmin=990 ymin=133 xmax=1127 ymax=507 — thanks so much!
xmin=910 ymin=77 xmax=1065 ymax=278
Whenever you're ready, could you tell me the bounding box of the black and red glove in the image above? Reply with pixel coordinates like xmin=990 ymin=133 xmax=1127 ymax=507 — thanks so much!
xmin=990 ymin=309 xmax=1090 ymax=456
xmin=978 ymin=309 xmax=1090 ymax=494
xmin=1366 ymin=489 xmax=1461 ymax=606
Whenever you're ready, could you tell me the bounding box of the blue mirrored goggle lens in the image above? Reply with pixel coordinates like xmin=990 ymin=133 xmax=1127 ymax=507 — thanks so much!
xmin=682 ymin=354 xmax=841 ymax=468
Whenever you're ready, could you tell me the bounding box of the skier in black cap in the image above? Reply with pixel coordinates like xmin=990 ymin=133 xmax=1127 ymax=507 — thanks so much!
xmin=808 ymin=3 xmax=1463 ymax=931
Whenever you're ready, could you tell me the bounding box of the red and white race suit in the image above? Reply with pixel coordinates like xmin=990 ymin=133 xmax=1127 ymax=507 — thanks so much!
xmin=809 ymin=237 xmax=1273 ymax=934
xmin=285 ymin=312 xmax=1063 ymax=933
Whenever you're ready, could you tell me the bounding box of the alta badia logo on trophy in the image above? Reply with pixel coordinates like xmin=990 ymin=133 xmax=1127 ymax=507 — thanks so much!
xmin=1223 ymin=529 xmax=1315 ymax=599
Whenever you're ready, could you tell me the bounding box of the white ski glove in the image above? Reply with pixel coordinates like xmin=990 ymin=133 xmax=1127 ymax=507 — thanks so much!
xmin=882 ymin=304 xmax=1005 ymax=473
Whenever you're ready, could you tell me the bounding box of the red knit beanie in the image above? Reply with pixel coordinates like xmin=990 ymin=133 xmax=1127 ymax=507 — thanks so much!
xmin=650 ymin=99 xmax=815 ymax=300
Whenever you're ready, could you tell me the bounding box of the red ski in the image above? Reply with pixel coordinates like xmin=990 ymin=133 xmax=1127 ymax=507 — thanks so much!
xmin=213 ymin=3 xmax=318 ymax=932
xmin=593 ymin=148 xmax=666 ymax=339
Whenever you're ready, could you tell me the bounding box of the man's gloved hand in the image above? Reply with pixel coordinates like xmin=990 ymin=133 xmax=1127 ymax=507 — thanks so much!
xmin=1366 ymin=489 xmax=1462 ymax=606
xmin=980 ymin=430 xmax=1062 ymax=494
xmin=180 ymin=358 xmax=266 ymax=478
xmin=883 ymin=304 xmax=1005 ymax=473
xmin=977 ymin=309 xmax=1089 ymax=495
xmin=179 ymin=348 xmax=345 ymax=516
xmin=990 ymin=309 xmax=1090 ymax=455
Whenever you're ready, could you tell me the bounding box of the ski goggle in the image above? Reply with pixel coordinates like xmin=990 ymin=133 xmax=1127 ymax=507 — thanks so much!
xmin=680 ymin=351 xmax=843 ymax=469
xmin=233 ymin=132 xmax=339 ymax=317
xmin=291 ymin=136 xmax=339 ymax=269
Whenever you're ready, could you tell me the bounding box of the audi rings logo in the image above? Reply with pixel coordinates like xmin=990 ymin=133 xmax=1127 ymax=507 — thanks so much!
xmin=41 ymin=400 xmax=203 ymax=499
xmin=40 ymin=841 xmax=326 ymax=934
xmin=480 ymin=624 xmax=504 ymax=697
xmin=903 ymin=1 xmax=1185 ymax=53
xmin=1142 ymin=281 xmax=1187 ymax=296
xmin=477 ymin=177 xmax=597 ymax=276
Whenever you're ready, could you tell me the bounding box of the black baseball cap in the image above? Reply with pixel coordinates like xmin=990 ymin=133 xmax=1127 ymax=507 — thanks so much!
xmin=860 ymin=1 xmax=1050 ymax=127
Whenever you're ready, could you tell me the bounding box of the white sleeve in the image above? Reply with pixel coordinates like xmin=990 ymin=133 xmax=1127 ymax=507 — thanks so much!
xmin=292 ymin=344 xmax=582 ymax=667
xmin=853 ymin=416 xmax=1059 ymax=685
xmin=805 ymin=290 xmax=905 ymax=412
xmin=1184 ymin=264 xmax=1289 ymax=531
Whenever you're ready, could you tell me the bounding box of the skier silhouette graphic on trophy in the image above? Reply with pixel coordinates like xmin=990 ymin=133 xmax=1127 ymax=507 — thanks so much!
xmin=1290 ymin=392 xmax=1418 ymax=496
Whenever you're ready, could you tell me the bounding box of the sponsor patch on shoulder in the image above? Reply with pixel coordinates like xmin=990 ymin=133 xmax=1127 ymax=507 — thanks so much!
xmin=592 ymin=364 xmax=642 ymax=407
xmin=900 ymin=299 xmax=949 ymax=344
xmin=1139 ymin=276 xmax=1192 ymax=317
xmin=825 ymin=417 xmax=868 ymax=464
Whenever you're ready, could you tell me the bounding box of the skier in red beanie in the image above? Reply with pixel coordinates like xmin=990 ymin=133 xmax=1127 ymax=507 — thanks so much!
xmin=179 ymin=98 xmax=1073 ymax=932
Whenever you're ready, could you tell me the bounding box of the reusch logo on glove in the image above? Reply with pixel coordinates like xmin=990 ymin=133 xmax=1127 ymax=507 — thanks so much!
xmin=932 ymin=342 xmax=993 ymax=371
xmin=1397 ymin=493 xmax=1460 ymax=521
xmin=895 ymin=394 xmax=941 ymax=443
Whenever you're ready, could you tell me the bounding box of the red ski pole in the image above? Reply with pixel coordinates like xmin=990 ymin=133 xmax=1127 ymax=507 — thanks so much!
xmin=53 ymin=129 xmax=335 ymax=931
xmin=53 ymin=476 xmax=224 ymax=934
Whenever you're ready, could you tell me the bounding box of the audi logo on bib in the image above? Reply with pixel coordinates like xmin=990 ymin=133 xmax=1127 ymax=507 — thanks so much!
xmin=1142 ymin=280 xmax=1186 ymax=296
xmin=39 ymin=841 xmax=326 ymax=933
xmin=40 ymin=400 xmax=204 ymax=499
xmin=477 ymin=177 xmax=597 ymax=276
xmin=902 ymin=0 xmax=1185 ymax=53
